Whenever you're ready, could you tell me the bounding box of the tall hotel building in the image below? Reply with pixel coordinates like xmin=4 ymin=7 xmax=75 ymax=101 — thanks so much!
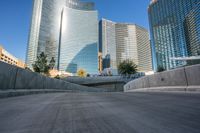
xmin=148 ymin=0 xmax=200 ymax=70
xmin=26 ymin=0 xmax=99 ymax=74
xmin=99 ymin=19 xmax=152 ymax=73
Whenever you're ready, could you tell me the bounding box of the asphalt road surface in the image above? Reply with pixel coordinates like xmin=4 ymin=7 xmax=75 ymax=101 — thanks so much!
xmin=0 ymin=92 xmax=200 ymax=133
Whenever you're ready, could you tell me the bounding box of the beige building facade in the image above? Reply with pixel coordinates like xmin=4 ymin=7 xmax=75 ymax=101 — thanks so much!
xmin=0 ymin=45 xmax=26 ymax=68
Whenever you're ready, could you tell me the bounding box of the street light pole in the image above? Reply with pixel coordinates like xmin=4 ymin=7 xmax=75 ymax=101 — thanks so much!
xmin=57 ymin=8 xmax=64 ymax=70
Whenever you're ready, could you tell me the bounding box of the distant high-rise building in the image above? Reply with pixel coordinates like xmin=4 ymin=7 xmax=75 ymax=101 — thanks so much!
xmin=99 ymin=19 xmax=152 ymax=73
xmin=115 ymin=23 xmax=138 ymax=67
xmin=135 ymin=26 xmax=153 ymax=72
xmin=148 ymin=0 xmax=200 ymax=70
xmin=115 ymin=23 xmax=152 ymax=72
xmin=99 ymin=19 xmax=117 ymax=69
xmin=0 ymin=45 xmax=26 ymax=68
xmin=26 ymin=0 xmax=98 ymax=74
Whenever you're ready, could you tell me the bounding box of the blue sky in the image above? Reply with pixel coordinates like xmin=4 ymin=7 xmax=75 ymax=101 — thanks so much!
xmin=0 ymin=0 xmax=150 ymax=61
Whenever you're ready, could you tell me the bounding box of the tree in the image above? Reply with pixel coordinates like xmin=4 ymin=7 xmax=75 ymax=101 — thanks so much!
xmin=25 ymin=67 xmax=32 ymax=72
xmin=157 ymin=66 xmax=166 ymax=72
xmin=118 ymin=60 xmax=137 ymax=77
xmin=108 ymin=70 xmax=113 ymax=76
xmin=49 ymin=57 xmax=55 ymax=70
xmin=77 ymin=69 xmax=87 ymax=77
xmin=32 ymin=52 xmax=55 ymax=75
xmin=87 ymin=74 xmax=90 ymax=77
xmin=54 ymin=75 xmax=60 ymax=79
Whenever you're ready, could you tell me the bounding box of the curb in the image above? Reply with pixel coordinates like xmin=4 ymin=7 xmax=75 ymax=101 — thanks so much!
xmin=125 ymin=86 xmax=200 ymax=92
xmin=0 ymin=89 xmax=71 ymax=99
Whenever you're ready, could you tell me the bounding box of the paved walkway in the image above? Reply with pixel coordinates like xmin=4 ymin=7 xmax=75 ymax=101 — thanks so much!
xmin=0 ymin=92 xmax=200 ymax=133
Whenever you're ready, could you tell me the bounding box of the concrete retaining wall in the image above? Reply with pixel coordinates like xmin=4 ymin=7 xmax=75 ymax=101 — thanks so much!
xmin=85 ymin=82 xmax=125 ymax=92
xmin=0 ymin=61 xmax=107 ymax=92
xmin=15 ymin=68 xmax=45 ymax=89
xmin=0 ymin=63 xmax=17 ymax=90
xmin=63 ymin=76 xmax=126 ymax=92
xmin=124 ymin=64 xmax=200 ymax=92
xmin=63 ymin=76 xmax=124 ymax=85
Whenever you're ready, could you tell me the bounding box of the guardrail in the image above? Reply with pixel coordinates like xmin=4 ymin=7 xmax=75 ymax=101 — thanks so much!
xmin=124 ymin=64 xmax=200 ymax=92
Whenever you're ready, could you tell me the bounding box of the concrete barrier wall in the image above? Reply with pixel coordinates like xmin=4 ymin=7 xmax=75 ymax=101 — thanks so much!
xmin=15 ymin=68 xmax=45 ymax=89
xmin=63 ymin=76 xmax=126 ymax=92
xmin=124 ymin=64 xmax=200 ymax=92
xmin=0 ymin=62 xmax=18 ymax=90
xmin=185 ymin=64 xmax=200 ymax=86
xmin=63 ymin=76 xmax=124 ymax=85
xmin=86 ymin=82 xmax=125 ymax=92
xmin=0 ymin=61 xmax=107 ymax=92
xmin=148 ymin=68 xmax=187 ymax=88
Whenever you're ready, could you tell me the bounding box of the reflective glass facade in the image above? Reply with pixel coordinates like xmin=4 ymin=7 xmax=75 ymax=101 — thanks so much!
xmin=148 ymin=0 xmax=200 ymax=70
xmin=99 ymin=19 xmax=117 ymax=69
xmin=26 ymin=0 xmax=43 ymax=68
xmin=184 ymin=2 xmax=200 ymax=56
xmin=26 ymin=0 xmax=98 ymax=74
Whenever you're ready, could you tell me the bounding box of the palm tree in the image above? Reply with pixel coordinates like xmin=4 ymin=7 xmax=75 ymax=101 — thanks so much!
xmin=118 ymin=60 xmax=137 ymax=77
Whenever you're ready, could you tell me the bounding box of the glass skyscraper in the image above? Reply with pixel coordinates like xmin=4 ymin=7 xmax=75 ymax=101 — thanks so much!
xmin=26 ymin=0 xmax=98 ymax=74
xmin=184 ymin=2 xmax=200 ymax=57
xmin=148 ymin=0 xmax=200 ymax=70
xmin=99 ymin=19 xmax=117 ymax=69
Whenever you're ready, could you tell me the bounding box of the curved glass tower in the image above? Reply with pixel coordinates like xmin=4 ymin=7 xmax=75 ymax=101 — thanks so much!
xmin=148 ymin=0 xmax=199 ymax=70
xmin=26 ymin=0 xmax=98 ymax=74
